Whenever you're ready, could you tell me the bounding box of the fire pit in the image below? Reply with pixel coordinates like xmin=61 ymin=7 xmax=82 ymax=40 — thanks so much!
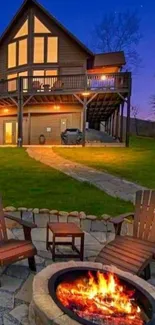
xmin=29 ymin=262 xmax=155 ymax=325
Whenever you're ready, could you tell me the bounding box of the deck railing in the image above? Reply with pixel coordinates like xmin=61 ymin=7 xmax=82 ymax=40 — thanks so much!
xmin=0 ymin=72 xmax=131 ymax=96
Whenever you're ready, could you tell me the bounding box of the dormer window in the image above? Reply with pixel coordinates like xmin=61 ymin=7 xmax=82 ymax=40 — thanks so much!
xmin=33 ymin=16 xmax=58 ymax=64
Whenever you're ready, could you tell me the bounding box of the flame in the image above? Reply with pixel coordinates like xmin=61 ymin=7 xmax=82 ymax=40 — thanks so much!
xmin=56 ymin=271 xmax=143 ymax=325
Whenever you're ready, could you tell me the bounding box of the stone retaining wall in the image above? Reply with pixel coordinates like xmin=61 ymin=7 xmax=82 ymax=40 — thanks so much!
xmin=4 ymin=206 xmax=115 ymax=233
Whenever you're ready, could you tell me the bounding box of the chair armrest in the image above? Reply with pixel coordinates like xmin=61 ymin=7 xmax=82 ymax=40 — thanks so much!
xmin=4 ymin=213 xmax=37 ymax=229
xmin=5 ymin=213 xmax=37 ymax=241
xmin=110 ymin=212 xmax=134 ymax=225
xmin=110 ymin=212 xmax=134 ymax=235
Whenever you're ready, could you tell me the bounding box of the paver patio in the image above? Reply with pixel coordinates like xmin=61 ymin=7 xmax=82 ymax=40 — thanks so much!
xmin=27 ymin=148 xmax=147 ymax=203
xmin=0 ymin=223 xmax=107 ymax=324
xmin=0 ymin=214 xmax=155 ymax=325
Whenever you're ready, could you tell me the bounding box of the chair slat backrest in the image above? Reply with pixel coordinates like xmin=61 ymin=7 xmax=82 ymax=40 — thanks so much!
xmin=0 ymin=197 xmax=7 ymax=242
xmin=133 ymin=190 xmax=155 ymax=242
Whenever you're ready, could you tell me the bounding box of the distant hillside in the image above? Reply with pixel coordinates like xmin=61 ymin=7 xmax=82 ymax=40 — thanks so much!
xmin=124 ymin=117 xmax=155 ymax=137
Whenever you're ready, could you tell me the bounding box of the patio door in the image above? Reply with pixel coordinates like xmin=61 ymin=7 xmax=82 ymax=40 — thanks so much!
xmin=4 ymin=121 xmax=17 ymax=145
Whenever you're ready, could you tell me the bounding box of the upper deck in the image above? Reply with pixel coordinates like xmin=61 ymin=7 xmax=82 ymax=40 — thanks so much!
xmin=0 ymin=72 xmax=131 ymax=101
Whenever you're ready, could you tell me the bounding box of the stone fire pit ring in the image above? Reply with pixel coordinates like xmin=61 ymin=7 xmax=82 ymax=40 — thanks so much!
xmin=29 ymin=261 xmax=155 ymax=325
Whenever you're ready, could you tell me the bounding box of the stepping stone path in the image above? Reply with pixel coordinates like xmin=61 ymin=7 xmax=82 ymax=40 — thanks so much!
xmin=27 ymin=148 xmax=147 ymax=203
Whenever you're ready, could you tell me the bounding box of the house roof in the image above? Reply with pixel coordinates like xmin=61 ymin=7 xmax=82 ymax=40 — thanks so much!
xmin=0 ymin=0 xmax=93 ymax=56
xmin=93 ymin=51 xmax=126 ymax=67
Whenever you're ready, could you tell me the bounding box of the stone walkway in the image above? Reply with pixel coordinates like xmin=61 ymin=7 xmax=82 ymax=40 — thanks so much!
xmin=27 ymin=148 xmax=147 ymax=203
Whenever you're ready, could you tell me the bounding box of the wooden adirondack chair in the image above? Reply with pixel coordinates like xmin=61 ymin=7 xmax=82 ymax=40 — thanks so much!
xmin=96 ymin=190 xmax=155 ymax=280
xmin=0 ymin=198 xmax=37 ymax=285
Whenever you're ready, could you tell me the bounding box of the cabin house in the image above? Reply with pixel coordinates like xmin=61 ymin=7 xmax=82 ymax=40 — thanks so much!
xmin=0 ymin=0 xmax=131 ymax=146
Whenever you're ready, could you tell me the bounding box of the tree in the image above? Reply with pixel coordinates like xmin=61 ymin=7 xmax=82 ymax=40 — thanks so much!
xmin=151 ymin=95 xmax=155 ymax=110
xmin=131 ymin=105 xmax=140 ymax=135
xmin=92 ymin=11 xmax=142 ymax=72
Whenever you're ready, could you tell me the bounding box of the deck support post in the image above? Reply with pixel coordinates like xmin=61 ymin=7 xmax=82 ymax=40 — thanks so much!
xmin=120 ymin=102 xmax=124 ymax=142
xmin=82 ymin=97 xmax=87 ymax=147
xmin=28 ymin=112 xmax=31 ymax=145
xmin=109 ymin=116 xmax=112 ymax=135
xmin=17 ymin=77 xmax=23 ymax=147
xmin=126 ymin=96 xmax=131 ymax=147
xmin=112 ymin=112 xmax=115 ymax=137
xmin=115 ymin=106 xmax=120 ymax=139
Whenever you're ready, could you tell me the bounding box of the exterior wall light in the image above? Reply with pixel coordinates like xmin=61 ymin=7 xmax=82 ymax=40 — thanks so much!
xmin=101 ymin=75 xmax=106 ymax=81
xmin=82 ymin=92 xmax=90 ymax=97
xmin=54 ymin=105 xmax=60 ymax=110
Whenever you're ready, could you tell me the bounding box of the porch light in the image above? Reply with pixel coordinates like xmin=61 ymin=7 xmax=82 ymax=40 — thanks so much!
xmin=54 ymin=105 xmax=60 ymax=110
xmin=82 ymin=92 xmax=90 ymax=97
xmin=101 ymin=75 xmax=106 ymax=81
xmin=4 ymin=109 xmax=9 ymax=113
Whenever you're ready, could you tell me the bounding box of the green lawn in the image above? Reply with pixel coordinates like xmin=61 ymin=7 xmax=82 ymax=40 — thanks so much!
xmin=0 ymin=148 xmax=132 ymax=216
xmin=54 ymin=136 xmax=155 ymax=188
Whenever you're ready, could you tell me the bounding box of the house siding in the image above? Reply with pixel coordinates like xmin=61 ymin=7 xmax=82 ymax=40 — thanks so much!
xmin=30 ymin=112 xmax=81 ymax=144
xmin=0 ymin=104 xmax=82 ymax=144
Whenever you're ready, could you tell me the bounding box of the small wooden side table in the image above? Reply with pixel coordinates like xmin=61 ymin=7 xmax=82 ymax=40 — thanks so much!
xmin=46 ymin=222 xmax=85 ymax=261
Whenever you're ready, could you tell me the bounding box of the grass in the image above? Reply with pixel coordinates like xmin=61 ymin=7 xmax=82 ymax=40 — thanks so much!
xmin=0 ymin=148 xmax=133 ymax=216
xmin=54 ymin=136 xmax=155 ymax=188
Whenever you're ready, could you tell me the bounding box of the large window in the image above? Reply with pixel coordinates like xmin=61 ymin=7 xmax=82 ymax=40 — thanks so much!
xmin=8 ymin=43 xmax=16 ymax=68
xmin=8 ymin=19 xmax=28 ymax=69
xmin=47 ymin=37 xmax=58 ymax=63
xmin=34 ymin=37 xmax=44 ymax=63
xmin=19 ymin=39 xmax=28 ymax=66
xmin=33 ymin=16 xmax=58 ymax=64
xmin=14 ymin=20 xmax=28 ymax=39
xmin=33 ymin=36 xmax=58 ymax=63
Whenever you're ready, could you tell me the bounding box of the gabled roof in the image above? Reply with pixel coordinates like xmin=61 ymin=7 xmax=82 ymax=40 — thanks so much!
xmin=0 ymin=0 xmax=93 ymax=56
xmin=94 ymin=51 xmax=126 ymax=67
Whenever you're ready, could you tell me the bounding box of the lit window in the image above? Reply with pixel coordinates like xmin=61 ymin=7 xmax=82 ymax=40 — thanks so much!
xmin=8 ymin=43 xmax=16 ymax=68
xmin=18 ymin=71 xmax=28 ymax=91
xmin=19 ymin=39 xmax=27 ymax=65
xmin=34 ymin=37 xmax=44 ymax=63
xmin=45 ymin=70 xmax=58 ymax=76
xmin=34 ymin=16 xmax=51 ymax=34
xmin=33 ymin=70 xmax=44 ymax=90
xmin=14 ymin=20 xmax=28 ymax=38
xmin=47 ymin=37 xmax=58 ymax=63
xmin=33 ymin=70 xmax=58 ymax=89
xmin=7 ymin=73 xmax=17 ymax=91
xmin=45 ymin=70 xmax=58 ymax=87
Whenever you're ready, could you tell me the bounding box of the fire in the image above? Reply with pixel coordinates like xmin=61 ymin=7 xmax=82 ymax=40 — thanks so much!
xmin=56 ymin=271 xmax=143 ymax=325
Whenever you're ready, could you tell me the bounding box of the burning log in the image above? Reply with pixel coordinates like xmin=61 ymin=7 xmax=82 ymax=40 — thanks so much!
xmin=56 ymin=271 xmax=144 ymax=325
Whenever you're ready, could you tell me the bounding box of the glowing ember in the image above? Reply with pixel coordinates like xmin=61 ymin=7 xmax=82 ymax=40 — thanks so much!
xmin=56 ymin=271 xmax=144 ymax=325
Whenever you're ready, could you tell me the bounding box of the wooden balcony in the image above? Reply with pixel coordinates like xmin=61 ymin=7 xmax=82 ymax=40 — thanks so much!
xmin=0 ymin=72 xmax=131 ymax=98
